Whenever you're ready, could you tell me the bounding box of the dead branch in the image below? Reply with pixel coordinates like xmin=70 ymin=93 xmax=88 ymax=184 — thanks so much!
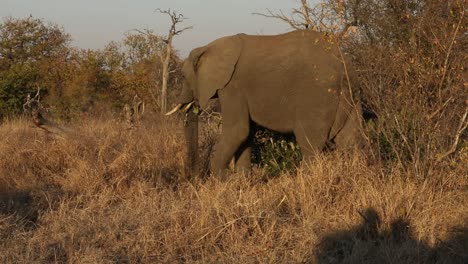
xmin=253 ymin=1 xmax=327 ymax=31
xmin=23 ymin=85 xmax=41 ymax=114
xmin=428 ymin=96 xmax=455 ymax=120
xmin=23 ymin=86 xmax=72 ymax=138
xmin=254 ymin=1 xmax=357 ymax=36
xmin=435 ymin=105 xmax=468 ymax=163
xmin=32 ymin=110 xmax=74 ymax=138
xmin=133 ymin=94 xmax=145 ymax=118
xmin=123 ymin=94 xmax=145 ymax=129
xmin=123 ymin=104 xmax=134 ymax=129
xmin=436 ymin=6 xmax=464 ymax=103
xmin=253 ymin=9 xmax=305 ymax=30
xmin=156 ymin=8 xmax=193 ymax=39
xmin=299 ymin=0 xmax=313 ymax=29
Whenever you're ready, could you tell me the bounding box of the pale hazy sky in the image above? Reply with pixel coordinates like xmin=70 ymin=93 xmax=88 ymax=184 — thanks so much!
xmin=0 ymin=0 xmax=308 ymax=56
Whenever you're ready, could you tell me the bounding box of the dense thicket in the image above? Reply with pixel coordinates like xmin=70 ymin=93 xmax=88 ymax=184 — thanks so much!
xmin=342 ymin=0 xmax=466 ymax=174
xmin=0 ymin=16 xmax=182 ymax=120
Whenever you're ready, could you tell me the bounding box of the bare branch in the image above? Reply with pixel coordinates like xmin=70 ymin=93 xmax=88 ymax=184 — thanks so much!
xmin=254 ymin=0 xmax=356 ymax=35
xmin=174 ymin=26 xmax=194 ymax=36
xmin=253 ymin=1 xmax=327 ymax=31
xmin=436 ymin=105 xmax=468 ymax=163
xmin=32 ymin=110 xmax=74 ymax=138
xmin=253 ymin=9 xmax=304 ymax=30
xmin=300 ymin=0 xmax=312 ymax=29
xmin=22 ymin=86 xmax=73 ymax=138
xmin=132 ymin=28 xmax=156 ymax=37
xmin=156 ymin=8 xmax=193 ymax=38
xmin=428 ymin=96 xmax=455 ymax=120
xmin=436 ymin=7 xmax=464 ymax=103
xmin=23 ymin=85 xmax=42 ymax=115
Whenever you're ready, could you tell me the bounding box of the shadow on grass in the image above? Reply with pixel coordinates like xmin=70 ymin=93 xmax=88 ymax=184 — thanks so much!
xmin=0 ymin=190 xmax=39 ymax=229
xmin=312 ymin=208 xmax=467 ymax=264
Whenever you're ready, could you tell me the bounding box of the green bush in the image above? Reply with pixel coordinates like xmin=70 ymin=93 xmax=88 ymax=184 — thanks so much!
xmin=252 ymin=126 xmax=302 ymax=176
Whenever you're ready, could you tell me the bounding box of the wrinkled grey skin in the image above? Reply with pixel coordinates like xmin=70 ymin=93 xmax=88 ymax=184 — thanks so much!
xmin=175 ymin=30 xmax=363 ymax=177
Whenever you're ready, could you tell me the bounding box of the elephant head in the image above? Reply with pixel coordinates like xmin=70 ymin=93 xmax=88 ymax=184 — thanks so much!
xmin=166 ymin=35 xmax=243 ymax=177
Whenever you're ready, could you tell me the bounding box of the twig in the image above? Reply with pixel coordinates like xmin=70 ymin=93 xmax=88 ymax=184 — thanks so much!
xmin=253 ymin=9 xmax=305 ymax=30
xmin=428 ymin=96 xmax=454 ymax=120
xmin=155 ymin=8 xmax=193 ymax=38
xmin=393 ymin=115 xmax=416 ymax=162
xmin=337 ymin=46 xmax=374 ymax=156
xmin=436 ymin=6 xmax=464 ymax=103
xmin=435 ymin=105 xmax=468 ymax=163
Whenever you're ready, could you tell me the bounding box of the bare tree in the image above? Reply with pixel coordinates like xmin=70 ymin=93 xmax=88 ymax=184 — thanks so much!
xmin=157 ymin=9 xmax=192 ymax=115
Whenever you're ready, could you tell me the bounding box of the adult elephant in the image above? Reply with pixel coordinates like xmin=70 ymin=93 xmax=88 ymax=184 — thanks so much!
xmin=167 ymin=30 xmax=363 ymax=177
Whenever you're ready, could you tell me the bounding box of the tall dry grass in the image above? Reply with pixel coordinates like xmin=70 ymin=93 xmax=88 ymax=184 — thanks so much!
xmin=0 ymin=116 xmax=466 ymax=263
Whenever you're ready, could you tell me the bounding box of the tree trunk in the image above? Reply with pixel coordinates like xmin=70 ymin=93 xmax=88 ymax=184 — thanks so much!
xmin=184 ymin=110 xmax=199 ymax=178
xmin=161 ymin=35 xmax=173 ymax=114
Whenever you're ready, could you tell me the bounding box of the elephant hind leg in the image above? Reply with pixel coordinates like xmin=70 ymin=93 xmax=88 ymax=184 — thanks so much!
xmin=293 ymin=122 xmax=328 ymax=163
xmin=234 ymin=122 xmax=256 ymax=175
xmin=333 ymin=110 xmax=363 ymax=151
xmin=234 ymin=143 xmax=252 ymax=175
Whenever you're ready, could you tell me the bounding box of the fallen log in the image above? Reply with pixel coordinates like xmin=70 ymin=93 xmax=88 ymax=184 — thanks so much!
xmin=32 ymin=110 xmax=74 ymax=138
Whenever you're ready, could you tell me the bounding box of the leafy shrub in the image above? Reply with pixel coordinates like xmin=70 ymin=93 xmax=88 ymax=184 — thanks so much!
xmin=0 ymin=17 xmax=70 ymax=118
xmin=252 ymin=126 xmax=302 ymax=176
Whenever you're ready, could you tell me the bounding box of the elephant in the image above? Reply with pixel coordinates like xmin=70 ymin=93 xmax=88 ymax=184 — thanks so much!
xmin=167 ymin=30 xmax=363 ymax=177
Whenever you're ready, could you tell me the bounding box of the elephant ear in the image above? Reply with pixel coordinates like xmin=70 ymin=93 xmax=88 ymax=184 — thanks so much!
xmin=191 ymin=35 xmax=242 ymax=109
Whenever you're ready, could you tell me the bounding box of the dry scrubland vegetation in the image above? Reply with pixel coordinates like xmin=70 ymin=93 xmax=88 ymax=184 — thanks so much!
xmin=1 ymin=0 xmax=467 ymax=263
xmin=0 ymin=117 xmax=466 ymax=263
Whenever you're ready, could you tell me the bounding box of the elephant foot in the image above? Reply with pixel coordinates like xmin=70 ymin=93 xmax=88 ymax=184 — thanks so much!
xmin=236 ymin=167 xmax=251 ymax=177
xmin=210 ymin=159 xmax=230 ymax=180
xmin=211 ymin=168 xmax=230 ymax=181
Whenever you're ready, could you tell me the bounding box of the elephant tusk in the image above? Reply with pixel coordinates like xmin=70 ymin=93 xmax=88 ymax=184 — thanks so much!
xmin=182 ymin=101 xmax=195 ymax=113
xmin=165 ymin=104 xmax=183 ymax=116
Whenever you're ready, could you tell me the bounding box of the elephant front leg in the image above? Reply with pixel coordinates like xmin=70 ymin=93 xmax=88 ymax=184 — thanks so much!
xmin=211 ymin=123 xmax=250 ymax=179
xmin=211 ymin=86 xmax=250 ymax=179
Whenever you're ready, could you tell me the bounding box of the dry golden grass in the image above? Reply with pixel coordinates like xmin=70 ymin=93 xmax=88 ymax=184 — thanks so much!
xmin=0 ymin=117 xmax=466 ymax=263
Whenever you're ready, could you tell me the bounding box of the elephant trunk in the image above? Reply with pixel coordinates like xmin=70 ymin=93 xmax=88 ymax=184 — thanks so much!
xmin=184 ymin=109 xmax=199 ymax=178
